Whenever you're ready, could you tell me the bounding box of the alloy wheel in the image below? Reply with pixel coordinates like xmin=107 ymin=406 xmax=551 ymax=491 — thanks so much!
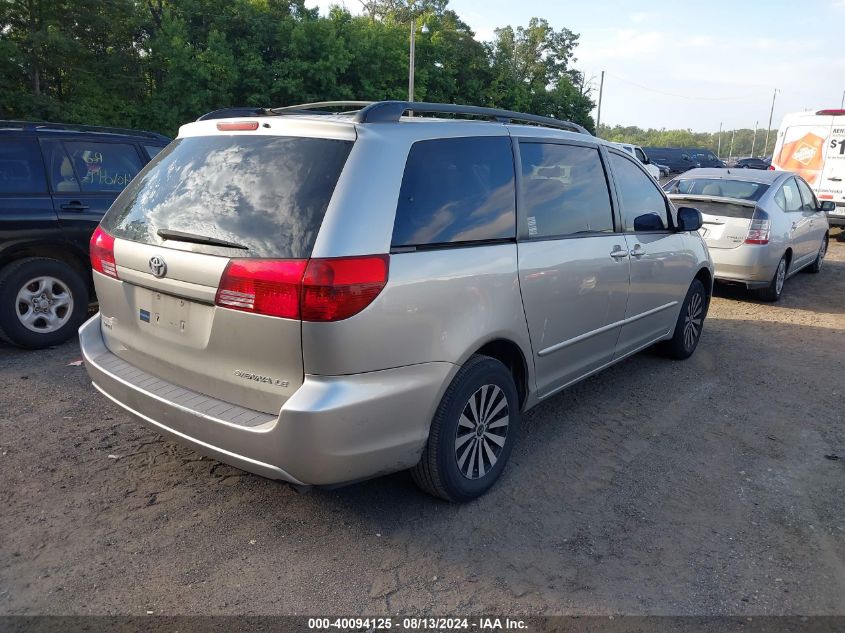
xmin=15 ymin=276 xmax=74 ymax=333
xmin=683 ymin=291 xmax=704 ymax=350
xmin=775 ymin=259 xmax=786 ymax=295
xmin=454 ymin=384 xmax=510 ymax=480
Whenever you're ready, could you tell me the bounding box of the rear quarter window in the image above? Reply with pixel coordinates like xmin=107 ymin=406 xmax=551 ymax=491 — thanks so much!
xmin=391 ymin=136 xmax=516 ymax=248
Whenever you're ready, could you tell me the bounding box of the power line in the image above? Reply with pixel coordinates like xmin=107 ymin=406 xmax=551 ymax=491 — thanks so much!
xmin=604 ymin=72 xmax=767 ymax=102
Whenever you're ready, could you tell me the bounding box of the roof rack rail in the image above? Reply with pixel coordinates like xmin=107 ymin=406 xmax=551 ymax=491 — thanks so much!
xmin=0 ymin=119 xmax=169 ymax=141
xmin=351 ymin=101 xmax=591 ymax=135
xmin=270 ymin=101 xmax=375 ymax=114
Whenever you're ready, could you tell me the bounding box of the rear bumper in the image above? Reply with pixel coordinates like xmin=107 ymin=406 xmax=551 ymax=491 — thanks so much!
xmin=79 ymin=314 xmax=454 ymax=486
xmin=709 ymin=244 xmax=779 ymax=288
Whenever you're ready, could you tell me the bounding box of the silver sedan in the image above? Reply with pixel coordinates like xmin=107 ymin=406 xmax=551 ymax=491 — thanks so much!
xmin=663 ymin=168 xmax=831 ymax=301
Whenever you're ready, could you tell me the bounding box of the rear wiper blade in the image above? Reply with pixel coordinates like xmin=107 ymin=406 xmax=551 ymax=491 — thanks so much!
xmin=157 ymin=229 xmax=249 ymax=250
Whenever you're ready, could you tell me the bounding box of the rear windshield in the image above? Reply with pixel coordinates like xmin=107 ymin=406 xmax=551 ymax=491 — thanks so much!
xmin=102 ymin=135 xmax=353 ymax=258
xmin=663 ymin=177 xmax=769 ymax=201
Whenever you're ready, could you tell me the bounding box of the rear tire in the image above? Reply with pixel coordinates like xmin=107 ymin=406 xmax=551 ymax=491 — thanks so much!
xmin=806 ymin=235 xmax=827 ymax=274
xmin=0 ymin=257 xmax=89 ymax=349
xmin=411 ymin=355 xmax=519 ymax=502
xmin=660 ymin=279 xmax=707 ymax=360
xmin=756 ymin=255 xmax=787 ymax=302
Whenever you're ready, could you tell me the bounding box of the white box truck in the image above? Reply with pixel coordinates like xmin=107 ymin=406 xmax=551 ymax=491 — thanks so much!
xmin=771 ymin=109 xmax=845 ymax=227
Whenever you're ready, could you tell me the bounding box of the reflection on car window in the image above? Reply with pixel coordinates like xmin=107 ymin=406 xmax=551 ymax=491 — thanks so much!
xmin=774 ymin=178 xmax=803 ymax=212
xmin=794 ymin=178 xmax=818 ymax=211
xmin=103 ymin=135 xmax=353 ymax=258
xmin=0 ymin=138 xmax=47 ymax=194
xmin=63 ymin=142 xmax=142 ymax=192
xmin=392 ymin=137 xmax=515 ymax=247
xmin=609 ymin=152 xmax=668 ymax=231
xmin=663 ymin=178 xmax=769 ymax=201
xmin=519 ymin=142 xmax=614 ymax=238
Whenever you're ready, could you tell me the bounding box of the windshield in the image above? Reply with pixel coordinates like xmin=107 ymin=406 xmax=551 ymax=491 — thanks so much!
xmin=663 ymin=177 xmax=769 ymax=201
xmin=102 ymin=135 xmax=353 ymax=258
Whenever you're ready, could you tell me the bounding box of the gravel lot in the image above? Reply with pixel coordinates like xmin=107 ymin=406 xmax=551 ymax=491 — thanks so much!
xmin=1 ymin=238 xmax=843 ymax=616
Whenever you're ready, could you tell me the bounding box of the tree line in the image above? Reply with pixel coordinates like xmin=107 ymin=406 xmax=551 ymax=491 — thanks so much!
xmin=600 ymin=124 xmax=778 ymax=159
xmin=0 ymin=0 xmax=596 ymax=137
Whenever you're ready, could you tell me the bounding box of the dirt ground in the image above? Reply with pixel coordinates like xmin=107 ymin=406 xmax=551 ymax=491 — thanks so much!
xmin=1 ymin=238 xmax=843 ymax=616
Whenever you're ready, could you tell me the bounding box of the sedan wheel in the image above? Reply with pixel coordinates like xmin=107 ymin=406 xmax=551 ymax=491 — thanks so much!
xmin=454 ymin=384 xmax=510 ymax=480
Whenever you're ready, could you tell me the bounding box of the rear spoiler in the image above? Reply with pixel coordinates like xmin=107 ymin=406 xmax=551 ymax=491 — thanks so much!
xmin=667 ymin=194 xmax=757 ymax=208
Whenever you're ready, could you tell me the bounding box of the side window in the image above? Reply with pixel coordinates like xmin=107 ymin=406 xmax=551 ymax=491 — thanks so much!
xmin=519 ymin=142 xmax=614 ymax=238
xmin=41 ymin=139 xmax=80 ymax=193
xmin=775 ymin=178 xmax=803 ymax=212
xmin=392 ymin=137 xmax=515 ymax=248
xmin=144 ymin=144 xmax=165 ymax=160
xmin=795 ymin=178 xmax=818 ymax=211
xmin=635 ymin=147 xmax=647 ymax=163
xmin=62 ymin=141 xmax=143 ymax=192
xmin=609 ymin=152 xmax=669 ymax=231
xmin=0 ymin=138 xmax=47 ymax=194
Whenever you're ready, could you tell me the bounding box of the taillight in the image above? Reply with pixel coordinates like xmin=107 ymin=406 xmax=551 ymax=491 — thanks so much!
xmin=745 ymin=209 xmax=771 ymax=245
xmin=90 ymin=226 xmax=118 ymax=278
xmin=302 ymin=255 xmax=389 ymax=322
xmin=768 ymin=165 xmax=775 ymax=170
xmin=214 ymin=255 xmax=389 ymax=321
xmin=215 ymin=259 xmax=307 ymax=319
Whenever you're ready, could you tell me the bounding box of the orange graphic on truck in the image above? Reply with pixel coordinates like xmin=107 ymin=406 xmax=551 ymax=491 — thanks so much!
xmin=775 ymin=132 xmax=826 ymax=184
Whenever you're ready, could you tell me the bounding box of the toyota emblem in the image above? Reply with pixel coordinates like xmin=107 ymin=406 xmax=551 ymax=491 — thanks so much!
xmin=149 ymin=255 xmax=167 ymax=278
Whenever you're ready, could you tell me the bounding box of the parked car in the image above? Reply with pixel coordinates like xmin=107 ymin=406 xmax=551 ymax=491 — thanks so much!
xmin=644 ymin=147 xmax=700 ymax=173
xmin=0 ymin=121 xmax=170 ymax=348
xmin=80 ymin=100 xmax=714 ymax=502
xmin=664 ymin=168 xmax=830 ymax=301
xmin=688 ymin=149 xmax=727 ymax=168
xmin=656 ymin=163 xmax=671 ymax=178
xmin=771 ymin=109 xmax=845 ymax=228
xmin=607 ymin=141 xmax=660 ymax=179
xmin=729 ymin=157 xmax=770 ymax=170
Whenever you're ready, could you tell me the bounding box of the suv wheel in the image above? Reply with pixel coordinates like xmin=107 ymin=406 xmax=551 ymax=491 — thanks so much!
xmin=411 ymin=354 xmax=520 ymax=502
xmin=661 ymin=278 xmax=707 ymax=360
xmin=0 ymin=257 xmax=89 ymax=349
xmin=757 ymin=255 xmax=787 ymax=302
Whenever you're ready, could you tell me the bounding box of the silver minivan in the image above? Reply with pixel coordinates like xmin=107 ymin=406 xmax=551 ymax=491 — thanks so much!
xmin=80 ymin=101 xmax=714 ymax=502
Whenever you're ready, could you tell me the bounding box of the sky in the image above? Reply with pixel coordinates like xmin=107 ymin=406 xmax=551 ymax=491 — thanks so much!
xmin=303 ymin=0 xmax=845 ymax=132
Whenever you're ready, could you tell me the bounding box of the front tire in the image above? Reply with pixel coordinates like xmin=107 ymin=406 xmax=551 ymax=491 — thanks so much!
xmin=411 ymin=355 xmax=520 ymax=502
xmin=0 ymin=257 xmax=89 ymax=349
xmin=660 ymin=278 xmax=707 ymax=360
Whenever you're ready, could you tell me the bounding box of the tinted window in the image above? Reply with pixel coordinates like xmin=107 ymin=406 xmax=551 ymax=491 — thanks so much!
xmin=635 ymin=148 xmax=647 ymax=163
xmin=774 ymin=178 xmax=803 ymax=212
xmin=392 ymin=137 xmax=515 ymax=247
xmin=519 ymin=142 xmax=614 ymax=238
xmin=41 ymin=139 xmax=80 ymax=192
xmin=0 ymin=138 xmax=47 ymax=193
xmin=609 ymin=152 xmax=669 ymax=231
xmin=144 ymin=144 xmax=166 ymax=160
xmin=663 ymin=177 xmax=769 ymax=201
xmin=795 ymin=178 xmax=818 ymax=211
xmin=63 ymin=141 xmax=142 ymax=192
xmin=102 ymin=135 xmax=353 ymax=259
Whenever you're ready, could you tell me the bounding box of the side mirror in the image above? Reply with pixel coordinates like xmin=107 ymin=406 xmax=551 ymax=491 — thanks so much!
xmin=677 ymin=206 xmax=703 ymax=232
xmin=633 ymin=213 xmax=666 ymax=231
xmin=820 ymin=200 xmax=836 ymax=212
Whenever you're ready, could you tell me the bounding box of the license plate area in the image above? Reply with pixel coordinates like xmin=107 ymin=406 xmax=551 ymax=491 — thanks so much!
xmin=133 ymin=286 xmax=211 ymax=347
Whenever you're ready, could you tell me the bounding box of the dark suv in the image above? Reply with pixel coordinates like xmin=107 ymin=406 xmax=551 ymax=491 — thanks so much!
xmin=0 ymin=121 xmax=169 ymax=348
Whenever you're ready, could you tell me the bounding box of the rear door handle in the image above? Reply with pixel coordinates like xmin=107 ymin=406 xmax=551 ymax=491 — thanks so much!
xmin=610 ymin=246 xmax=629 ymax=259
xmin=829 ymin=177 xmax=842 ymax=182
xmin=630 ymin=245 xmax=646 ymax=258
xmin=60 ymin=201 xmax=90 ymax=212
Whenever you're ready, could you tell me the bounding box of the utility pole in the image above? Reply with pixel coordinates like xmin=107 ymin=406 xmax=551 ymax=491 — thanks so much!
xmin=763 ymin=88 xmax=779 ymax=157
xmin=729 ymin=129 xmax=736 ymax=161
xmin=596 ymin=71 xmax=605 ymax=132
xmin=751 ymin=120 xmax=758 ymax=157
xmin=408 ymin=19 xmax=415 ymax=103
xmin=717 ymin=122 xmax=723 ymax=158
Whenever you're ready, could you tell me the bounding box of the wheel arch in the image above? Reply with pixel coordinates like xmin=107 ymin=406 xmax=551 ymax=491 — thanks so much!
xmin=0 ymin=241 xmax=92 ymax=294
xmin=472 ymin=338 xmax=531 ymax=410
